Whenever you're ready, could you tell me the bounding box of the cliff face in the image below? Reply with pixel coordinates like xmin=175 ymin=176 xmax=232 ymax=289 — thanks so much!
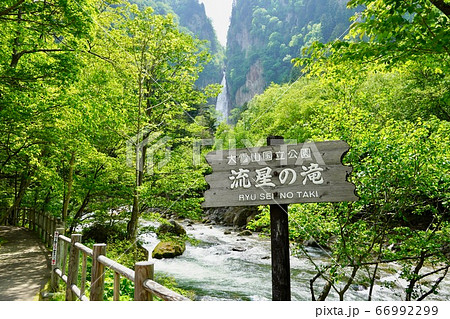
xmin=226 ymin=0 xmax=356 ymax=110
xmin=234 ymin=60 xmax=265 ymax=108
xmin=127 ymin=0 xmax=356 ymax=115
xmin=130 ymin=0 xmax=224 ymax=87
xmin=165 ymin=0 xmax=224 ymax=87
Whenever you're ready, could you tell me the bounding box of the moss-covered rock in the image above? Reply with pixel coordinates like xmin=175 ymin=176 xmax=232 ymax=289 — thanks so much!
xmin=82 ymin=222 xmax=127 ymax=243
xmin=152 ymin=241 xmax=186 ymax=259
xmin=237 ymin=229 xmax=252 ymax=236
xmin=156 ymin=220 xmax=186 ymax=237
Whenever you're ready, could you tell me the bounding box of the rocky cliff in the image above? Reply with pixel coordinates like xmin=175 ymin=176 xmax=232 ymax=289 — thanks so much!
xmin=130 ymin=0 xmax=224 ymax=88
xmin=226 ymin=0 xmax=357 ymax=113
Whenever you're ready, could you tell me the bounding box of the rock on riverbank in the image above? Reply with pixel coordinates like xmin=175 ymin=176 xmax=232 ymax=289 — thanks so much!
xmin=205 ymin=207 xmax=259 ymax=227
xmin=152 ymin=241 xmax=186 ymax=259
xmin=152 ymin=220 xmax=187 ymax=259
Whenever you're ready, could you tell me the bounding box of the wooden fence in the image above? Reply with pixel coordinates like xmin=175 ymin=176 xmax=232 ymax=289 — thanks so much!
xmin=6 ymin=208 xmax=190 ymax=301
xmin=52 ymin=231 xmax=190 ymax=301
xmin=6 ymin=207 xmax=61 ymax=248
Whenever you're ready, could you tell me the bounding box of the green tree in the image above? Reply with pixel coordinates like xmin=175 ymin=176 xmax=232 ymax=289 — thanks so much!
xmin=0 ymin=0 xmax=97 ymax=224
xmin=228 ymin=37 xmax=448 ymax=299
xmin=298 ymin=0 xmax=449 ymax=71
xmin=94 ymin=3 xmax=215 ymax=240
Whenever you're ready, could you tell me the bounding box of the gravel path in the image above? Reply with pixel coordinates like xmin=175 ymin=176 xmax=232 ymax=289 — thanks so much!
xmin=0 ymin=226 xmax=50 ymax=301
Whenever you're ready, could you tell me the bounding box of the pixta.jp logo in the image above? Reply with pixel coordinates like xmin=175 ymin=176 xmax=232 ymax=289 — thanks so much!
xmin=126 ymin=127 xmax=171 ymax=174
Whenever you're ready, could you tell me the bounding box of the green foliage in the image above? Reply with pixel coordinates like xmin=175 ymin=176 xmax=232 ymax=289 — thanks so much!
xmin=2 ymin=0 xmax=449 ymax=302
xmin=82 ymin=222 xmax=129 ymax=244
xmin=0 ymin=1 xmax=217 ymax=235
xmin=345 ymin=0 xmax=450 ymax=63
xmin=247 ymin=204 xmax=339 ymax=246
xmin=46 ymin=238 xmax=193 ymax=301
xmin=103 ymin=271 xmax=135 ymax=301
xmin=224 ymin=10 xmax=449 ymax=297
xmin=104 ymin=239 xmax=194 ymax=300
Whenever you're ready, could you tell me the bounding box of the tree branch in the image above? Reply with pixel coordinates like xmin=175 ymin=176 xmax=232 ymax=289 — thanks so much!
xmin=347 ymin=253 xmax=435 ymax=267
xmin=418 ymin=13 xmax=450 ymax=56
xmin=339 ymin=265 xmax=359 ymax=301
xmin=417 ymin=266 xmax=449 ymax=301
xmin=0 ymin=0 xmax=26 ymax=17
xmin=406 ymin=251 xmax=426 ymax=301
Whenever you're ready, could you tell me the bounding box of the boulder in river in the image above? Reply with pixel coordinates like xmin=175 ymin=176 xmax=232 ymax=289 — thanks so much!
xmin=237 ymin=230 xmax=252 ymax=236
xmin=205 ymin=207 xmax=259 ymax=227
xmin=156 ymin=220 xmax=186 ymax=237
xmin=303 ymin=237 xmax=331 ymax=250
xmin=152 ymin=241 xmax=186 ymax=259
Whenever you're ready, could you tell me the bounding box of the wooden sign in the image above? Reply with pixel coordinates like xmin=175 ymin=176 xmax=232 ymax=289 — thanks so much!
xmin=203 ymin=140 xmax=358 ymax=207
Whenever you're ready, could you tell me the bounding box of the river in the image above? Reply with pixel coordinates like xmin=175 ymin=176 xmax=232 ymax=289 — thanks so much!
xmin=140 ymin=221 xmax=450 ymax=301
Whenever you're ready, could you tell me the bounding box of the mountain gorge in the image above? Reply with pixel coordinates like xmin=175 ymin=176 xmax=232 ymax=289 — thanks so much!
xmin=133 ymin=0 xmax=357 ymax=119
xmin=130 ymin=0 xmax=225 ymax=87
xmin=226 ymin=0 xmax=357 ymax=113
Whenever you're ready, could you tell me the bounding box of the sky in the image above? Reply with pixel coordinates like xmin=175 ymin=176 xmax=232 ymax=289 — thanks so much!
xmin=198 ymin=0 xmax=234 ymax=46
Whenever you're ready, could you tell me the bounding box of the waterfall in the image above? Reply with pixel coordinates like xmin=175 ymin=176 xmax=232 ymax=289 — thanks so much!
xmin=215 ymin=72 xmax=229 ymax=123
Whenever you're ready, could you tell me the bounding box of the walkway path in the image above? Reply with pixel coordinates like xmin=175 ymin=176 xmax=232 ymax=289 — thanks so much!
xmin=0 ymin=226 xmax=50 ymax=301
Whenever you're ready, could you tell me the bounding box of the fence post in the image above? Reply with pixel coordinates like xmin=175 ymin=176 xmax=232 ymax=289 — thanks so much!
xmin=30 ymin=209 xmax=35 ymax=231
xmin=40 ymin=213 xmax=44 ymax=239
xmin=37 ymin=212 xmax=42 ymax=238
xmin=66 ymin=234 xmax=82 ymax=301
xmin=46 ymin=215 xmax=53 ymax=246
xmin=21 ymin=208 xmax=26 ymax=227
xmin=44 ymin=214 xmax=48 ymax=246
xmin=134 ymin=261 xmax=154 ymax=301
xmin=59 ymin=232 xmax=68 ymax=277
xmin=90 ymin=244 xmax=107 ymax=301
xmin=12 ymin=206 xmax=17 ymax=226
xmin=11 ymin=207 xmax=15 ymax=225
xmin=51 ymin=217 xmax=57 ymax=240
xmin=47 ymin=214 xmax=52 ymax=246
xmin=51 ymin=227 xmax=65 ymax=292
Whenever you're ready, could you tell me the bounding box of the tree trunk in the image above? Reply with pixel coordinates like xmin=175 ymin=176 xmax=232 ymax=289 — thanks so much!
xmin=0 ymin=171 xmax=32 ymax=224
xmin=406 ymin=251 xmax=426 ymax=301
xmin=368 ymin=262 xmax=379 ymax=301
xmin=318 ymin=280 xmax=333 ymax=301
xmin=69 ymin=163 xmax=104 ymax=233
xmin=10 ymin=8 xmax=22 ymax=69
xmin=40 ymin=189 xmax=52 ymax=214
xmin=127 ymin=143 xmax=146 ymax=241
xmin=62 ymin=152 xmax=75 ymax=223
xmin=338 ymin=266 xmax=359 ymax=301
xmin=69 ymin=190 xmax=91 ymax=233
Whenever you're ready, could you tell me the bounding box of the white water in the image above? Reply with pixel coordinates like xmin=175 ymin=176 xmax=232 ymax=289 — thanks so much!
xmin=140 ymin=221 xmax=450 ymax=301
xmin=215 ymin=72 xmax=229 ymax=123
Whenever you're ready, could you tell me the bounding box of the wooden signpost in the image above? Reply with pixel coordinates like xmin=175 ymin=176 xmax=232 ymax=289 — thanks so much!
xmin=202 ymin=137 xmax=358 ymax=300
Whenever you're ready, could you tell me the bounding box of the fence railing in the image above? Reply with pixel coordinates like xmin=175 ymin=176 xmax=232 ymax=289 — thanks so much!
xmin=52 ymin=231 xmax=190 ymax=301
xmin=6 ymin=208 xmax=190 ymax=301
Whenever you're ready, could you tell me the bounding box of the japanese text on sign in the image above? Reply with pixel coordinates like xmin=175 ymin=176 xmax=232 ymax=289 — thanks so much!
xmin=203 ymin=140 xmax=358 ymax=207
